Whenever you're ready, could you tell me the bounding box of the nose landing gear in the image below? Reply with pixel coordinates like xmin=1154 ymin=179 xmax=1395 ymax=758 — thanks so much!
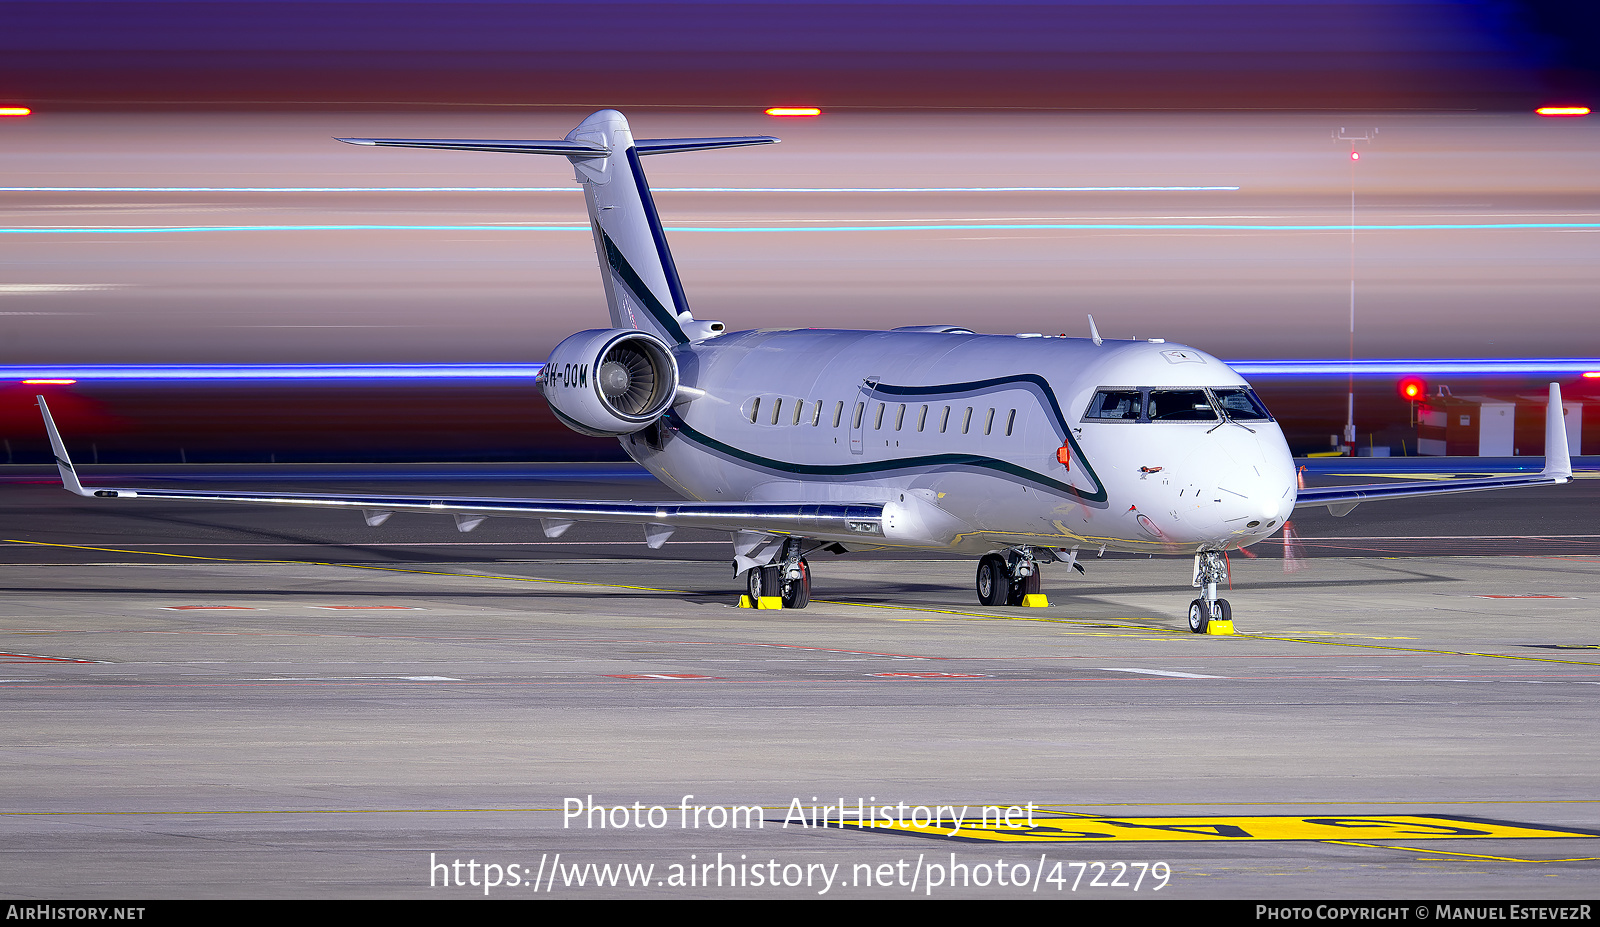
xmin=1189 ymin=550 xmax=1232 ymax=633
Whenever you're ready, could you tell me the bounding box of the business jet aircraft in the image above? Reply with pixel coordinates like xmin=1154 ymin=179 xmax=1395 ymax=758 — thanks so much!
xmin=36 ymin=110 xmax=1573 ymax=632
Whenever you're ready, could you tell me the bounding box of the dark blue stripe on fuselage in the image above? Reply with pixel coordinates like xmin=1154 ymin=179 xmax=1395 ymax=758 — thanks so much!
xmin=872 ymin=373 xmax=1073 ymax=439
xmin=664 ymin=398 xmax=1110 ymax=506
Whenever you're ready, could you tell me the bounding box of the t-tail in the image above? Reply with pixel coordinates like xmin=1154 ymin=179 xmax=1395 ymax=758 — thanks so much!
xmin=339 ymin=110 xmax=776 ymax=344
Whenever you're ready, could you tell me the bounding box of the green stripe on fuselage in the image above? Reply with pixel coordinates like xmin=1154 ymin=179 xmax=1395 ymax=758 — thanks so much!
xmin=600 ymin=229 xmax=687 ymax=344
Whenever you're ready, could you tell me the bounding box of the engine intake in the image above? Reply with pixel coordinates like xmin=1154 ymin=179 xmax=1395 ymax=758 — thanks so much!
xmin=540 ymin=329 xmax=680 ymax=436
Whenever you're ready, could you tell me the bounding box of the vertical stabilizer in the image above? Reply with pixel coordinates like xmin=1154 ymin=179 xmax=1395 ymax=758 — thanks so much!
xmin=566 ymin=110 xmax=693 ymax=343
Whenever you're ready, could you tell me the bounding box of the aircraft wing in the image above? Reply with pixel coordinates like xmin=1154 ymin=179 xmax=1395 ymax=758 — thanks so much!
xmin=35 ymin=397 xmax=885 ymax=549
xmin=1292 ymin=382 xmax=1573 ymax=516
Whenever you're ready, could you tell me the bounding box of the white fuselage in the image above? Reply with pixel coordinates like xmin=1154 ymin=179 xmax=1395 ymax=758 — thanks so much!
xmin=622 ymin=329 xmax=1299 ymax=556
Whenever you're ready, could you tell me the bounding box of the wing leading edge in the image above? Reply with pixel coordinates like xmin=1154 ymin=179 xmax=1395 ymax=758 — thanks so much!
xmin=34 ymin=396 xmax=884 ymax=543
xmin=1293 ymin=382 xmax=1573 ymax=516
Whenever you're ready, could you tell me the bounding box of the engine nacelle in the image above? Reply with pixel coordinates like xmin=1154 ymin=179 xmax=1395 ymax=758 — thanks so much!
xmin=539 ymin=329 xmax=680 ymax=437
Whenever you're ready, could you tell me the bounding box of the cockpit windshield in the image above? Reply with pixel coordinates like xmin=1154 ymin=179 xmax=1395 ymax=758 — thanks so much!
xmin=1083 ymin=389 xmax=1143 ymax=421
xmin=1212 ymin=387 xmax=1274 ymax=422
xmin=1081 ymin=386 xmax=1274 ymax=424
xmin=1146 ymin=389 xmax=1218 ymax=422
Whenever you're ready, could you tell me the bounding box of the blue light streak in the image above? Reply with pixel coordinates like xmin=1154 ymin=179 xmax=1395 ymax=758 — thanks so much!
xmin=5 ymin=359 xmax=1597 ymax=382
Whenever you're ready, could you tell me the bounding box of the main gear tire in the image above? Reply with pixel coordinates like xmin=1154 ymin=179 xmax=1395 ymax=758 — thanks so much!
xmin=977 ymin=555 xmax=1012 ymax=607
xmin=781 ymin=559 xmax=811 ymax=609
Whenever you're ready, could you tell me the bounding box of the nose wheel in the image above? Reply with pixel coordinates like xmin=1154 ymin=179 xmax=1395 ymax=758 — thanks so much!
xmin=1189 ymin=550 xmax=1232 ymax=633
xmin=1187 ymin=597 xmax=1231 ymax=633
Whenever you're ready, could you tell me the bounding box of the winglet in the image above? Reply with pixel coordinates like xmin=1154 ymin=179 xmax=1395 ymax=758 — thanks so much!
xmin=36 ymin=396 xmax=89 ymax=496
xmin=1543 ymin=382 xmax=1572 ymax=481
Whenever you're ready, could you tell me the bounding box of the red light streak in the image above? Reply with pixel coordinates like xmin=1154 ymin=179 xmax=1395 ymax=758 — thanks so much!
xmin=1536 ymin=106 xmax=1590 ymax=117
xmin=765 ymin=107 xmax=822 ymax=117
xmin=0 ymin=107 xmax=31 ymax=117
xmin=23 ymin=378 xmax=75 ymax=385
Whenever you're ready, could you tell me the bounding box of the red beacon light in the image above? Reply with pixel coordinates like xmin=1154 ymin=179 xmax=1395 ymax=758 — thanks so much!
xmin=1398 ymin=377 xmax=1426 ymax=402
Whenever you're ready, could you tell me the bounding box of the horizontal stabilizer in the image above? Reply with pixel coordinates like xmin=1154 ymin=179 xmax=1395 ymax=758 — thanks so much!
xmin=336 ymin=136 xmax=776 ymax=158
xmin=634 ymin=136 xmax=778 ymax=155
xmin=336 ymin=138 xmax=608 ymax=157
xmin=342 ymin=110 xmax=779 ymax=347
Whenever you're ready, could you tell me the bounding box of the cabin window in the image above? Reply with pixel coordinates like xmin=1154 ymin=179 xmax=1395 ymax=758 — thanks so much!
xmin=1005 ymin=409 xmax=1017 ymax=436
xmin=1083 ymin=389 xmax=1142 ymax=422
xmin=834 ymin=401 xmax=845 ymax=428
xmin=792 ymin=399 xmax=804 ymax=425
xmin=1147 ymin=389 xmax=1219 ymax=422
xmin=983 ymin=408 xmax=995 ymax=435
xmin=852 ymin=402 xmax=864 ymax=429
xmin=940 ymin=406 xmax=950 ymax=433
xmin=873 ymin=402 xmax=886 ymax=430
xmin=917 ymin=405 xmax=928 ymax=432
xmin=813 ymin=402 xmax=823 ymax=426
xmin=770 ymin=397 xmax=783 ymax=425
xmin=894 ymin=404 xmax=906 ymax=431
xmin=749 ymin=397 xmax=761 ymax=423
xmin=961 ymin=407 xmax=973 ymax=434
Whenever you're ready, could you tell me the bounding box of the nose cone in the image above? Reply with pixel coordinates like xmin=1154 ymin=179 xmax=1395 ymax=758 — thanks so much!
xmin=1179 ymin=425 xmax=1298 ymax=545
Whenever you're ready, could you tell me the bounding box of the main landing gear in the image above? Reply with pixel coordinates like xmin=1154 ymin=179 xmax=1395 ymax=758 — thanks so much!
xmin=743 ymin=538 xmax=812 ymax=609
xmin=976 ymin=548 xmax=1043 ymax=607
xmin=1188 ymin=550 xmax=1231 ymax=633
xmin=746 ymin=560 xmax=811 ymax=609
